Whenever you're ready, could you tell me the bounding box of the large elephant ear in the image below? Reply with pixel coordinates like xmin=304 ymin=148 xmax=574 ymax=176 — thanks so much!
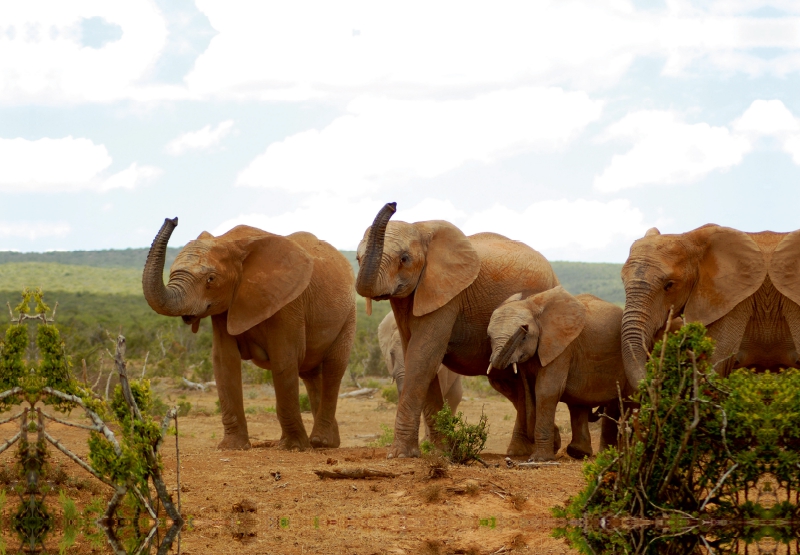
xmin=769 ymin=229 xmax=800 ymax=307
xmin=536 ymin=286 xmax=587 ymax=367
xmin=413 ymin=222 xmax=480 ymax=317
xmin=227 ymin=235 xmax=314 ymax=336
xmin=683 ymin=226 xmax=766 ymax=326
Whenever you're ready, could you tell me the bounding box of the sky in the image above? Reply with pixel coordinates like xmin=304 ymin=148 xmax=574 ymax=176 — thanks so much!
xmin=2 ymin=0 xmax=800 ymax=262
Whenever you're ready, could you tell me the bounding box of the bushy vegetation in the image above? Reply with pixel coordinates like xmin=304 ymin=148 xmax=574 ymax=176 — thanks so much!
xmin=559 ymin=322 xmax=800 ymax=521
xmin=431 ymin=402 xmax=489 ymax=465
xmin=550 ymin=261 xmax=625 ymax=306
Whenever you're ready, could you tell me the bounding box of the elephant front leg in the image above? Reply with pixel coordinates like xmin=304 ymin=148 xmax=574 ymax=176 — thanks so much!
xmin=489 ymin=374 xmax=534 ymax=457
xmin=212 ymin=315 xmax=250 ymax=450
xmin=566 ymin=405 xmax=592 ymax=459
xmin=530 ymin=361 xmax=569 ymax=462
xmin=273 ymin=363 xmax=310 ymax=451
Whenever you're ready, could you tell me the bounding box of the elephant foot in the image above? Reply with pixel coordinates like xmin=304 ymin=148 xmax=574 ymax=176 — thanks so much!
xmin=528 ymin=444 xmax=556 ymax=462
xmin=387 ymin=440 xmax=420 ymax=459
xmin=217 ymin=434 xmax=251 ymax=450
xmin=506 ymin=433 xmax=534 ymax=458
xmin=566 ymin=444 xmax=592 ymax=460
xmin=278 ymin=434 xmax=311 ymax=451
xmin=310 ymin=422 xmax=340 ymax=449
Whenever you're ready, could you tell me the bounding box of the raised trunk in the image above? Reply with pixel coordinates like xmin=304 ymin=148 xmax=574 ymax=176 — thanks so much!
xmin=492 ymin=326 xmax=527 ymax=370
xmin=142 ymin=217 xmax=187 ymax=316
xmin=355 ymin=202 xmax=397 ymax=298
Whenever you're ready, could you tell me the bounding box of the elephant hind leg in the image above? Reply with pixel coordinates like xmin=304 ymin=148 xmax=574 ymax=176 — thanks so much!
xmin=565 ymin=405 xmax=592 ymax=460
xmin=309 ymin=305 xmax=355 ymax=449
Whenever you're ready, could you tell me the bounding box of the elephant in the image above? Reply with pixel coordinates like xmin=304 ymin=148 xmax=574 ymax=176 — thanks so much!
xmin=377 ymin=311 xmax=463 ymax=440
xmin=487 ymin=287 xmax=629 ymax=461
xmin=142 ymin=218 xmax=356 ymax=451
xmin=621 ymin=224 xmax=800 ymax=388
xmin=355 ymin=202 xmax=560 ymax=458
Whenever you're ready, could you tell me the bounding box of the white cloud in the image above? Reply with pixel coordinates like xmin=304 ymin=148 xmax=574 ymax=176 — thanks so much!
xmin=0 ymin=2 xmax=171 ymax=104
xmin=732 ymin=99 xmax=800 ymax=136
xmin=461 ymin=198 xmax=648 ymax=251
xmin=165 ymin=120 xmax=234 ymax=155
xmin=593 ymin=111 xmax=752 ymax=192
xmin=0 ymin=221 xmax=71 ymax=240
xmin=0 ymin=136 xmax=111 ymax=192
xmin=0 ymin=136 xmax=160 ymax=192
xmin=99 ymin=163 xmax=162 ymax=191
xmin=236 ymin=88 xmax=603 ymax=195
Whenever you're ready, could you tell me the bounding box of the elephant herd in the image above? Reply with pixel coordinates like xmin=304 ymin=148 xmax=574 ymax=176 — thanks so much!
xmin=142 ymin=204 xmax=800 ymax=461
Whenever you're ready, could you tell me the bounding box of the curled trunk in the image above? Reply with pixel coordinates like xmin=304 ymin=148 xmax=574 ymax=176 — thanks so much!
xmin=620 ymin=292 xmax=660 ymax=387
xmin=355 ymin=202 xmax=396 ymax=298
xmin=492 ymin=326 xmax=527 ymax=370
xmin=142 ymin=217 xmax=186 ymax=316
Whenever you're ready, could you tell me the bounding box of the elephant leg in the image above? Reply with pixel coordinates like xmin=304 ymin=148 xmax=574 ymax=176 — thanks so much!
xmin=301 ymin=366 xmax=323 ymax=418
xmin=421 ymin=372 xmax=446 ymax=447
xmin=530 ymin=360 xmax=569 ymax=462
xmin=445 ymin=375 xmax=463 ymax=414
xmin=308 ymin=306 xmax=354 ymax=449
xmin=599 ymin=402 xmax=621 ymax=452
xmin=489 ymin=374 xmax=533 ymax=457
xmin=272 ymin=361 xmax=310 ymax=450
xmin=566 ymin=405 xmax=592 ymax=460
xmin=212 ymin=315 xmax=250 ymax=450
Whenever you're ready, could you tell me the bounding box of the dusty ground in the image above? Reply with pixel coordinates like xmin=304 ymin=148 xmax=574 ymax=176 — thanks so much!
xmin=0 ymin=378 xmax=597 ymax=555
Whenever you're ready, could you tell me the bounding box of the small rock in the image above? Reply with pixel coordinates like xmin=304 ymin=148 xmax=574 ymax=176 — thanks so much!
xmin=232 ymin=499 xmax=257 ymax=513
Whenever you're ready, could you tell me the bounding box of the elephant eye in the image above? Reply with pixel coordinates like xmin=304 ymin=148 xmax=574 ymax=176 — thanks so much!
xmin=664 ymin=280 xmax=674 ymax=292
xmin=400 ymin=253 xmax=411 ymax=265
xmin=207 ymin=275 xmax=215 ymax=285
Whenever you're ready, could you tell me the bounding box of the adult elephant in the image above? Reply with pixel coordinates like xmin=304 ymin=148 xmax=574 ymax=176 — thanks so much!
xmin=377 ymin=311 xmax=462 ymax=440
xmin=142 ymin=218 xmax=356 ymax=451
xmin=355 ymin=203 xmax=560 ymax=458
xmin=621 ymin=225 xmax=800 ymax=387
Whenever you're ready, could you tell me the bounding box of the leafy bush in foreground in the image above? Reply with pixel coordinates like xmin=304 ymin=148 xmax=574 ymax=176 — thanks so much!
xmin=432 ymin=402 xmax=488 ymax=465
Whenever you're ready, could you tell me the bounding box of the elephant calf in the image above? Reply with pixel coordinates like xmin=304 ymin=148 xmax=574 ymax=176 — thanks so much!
xmin=377 ymin=312 xmax=462 ymax=440
xmin=143 ymin=218 xmax=356 ymax=451
xmin=488 ymin=286 xmax=629 ymax=461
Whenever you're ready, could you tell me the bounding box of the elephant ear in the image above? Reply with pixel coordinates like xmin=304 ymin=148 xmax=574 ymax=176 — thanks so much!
xmin=536 ymin=287 xmax=587 ymax=367
xmin=227 ymin=235 xmax=314 ymax=336
xmin=683 ymin=226 xmax=766 ymax=326
xmin=769 ymin=229 xmax=800 ymax=307
xmin=413 ymin=222 xmax=480 ymax=317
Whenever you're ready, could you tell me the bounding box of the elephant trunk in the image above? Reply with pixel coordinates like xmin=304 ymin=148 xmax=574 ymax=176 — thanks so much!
xmin=620 ymin=289 xmax=660 ymax=387
xmin=142 ymin=217 xmax=188 ymax=317
xmin=492 ymin=326 xmax=527 ymax=370
xmin=355 ymin=202 xmax=396 ymax=298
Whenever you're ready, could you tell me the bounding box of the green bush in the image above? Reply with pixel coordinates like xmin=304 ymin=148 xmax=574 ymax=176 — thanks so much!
xmin=299 ymin=393 xmax=311 ymax=413
xmin=381 ymin=386 xmax=399 ymax=404
xmin=368 ymin=424 xmax=394 ymax=447
xmin=176 ymin=400 xmax=191 ymax=417
xmin=431 ymin=402 xmax=488 ymax=465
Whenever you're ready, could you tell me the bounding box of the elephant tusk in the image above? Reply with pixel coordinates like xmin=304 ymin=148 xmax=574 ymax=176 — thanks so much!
xmin=486 ymin=363 xmax=493 ymax=375
xmin=513 ymin=362 xmax=518 ymax=374
xmin=365 ymin=297 xmax=372 ymax=316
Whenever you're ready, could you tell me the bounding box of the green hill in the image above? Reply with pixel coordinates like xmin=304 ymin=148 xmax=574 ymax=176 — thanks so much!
xmin=0 ymin=248 xmax=180 ymax=269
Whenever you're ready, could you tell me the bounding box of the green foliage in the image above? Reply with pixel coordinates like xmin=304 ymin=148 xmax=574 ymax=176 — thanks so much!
xmin=461 ymin=375 xmax=500 ymax=397
xmin=368 ymin=424 xmax=394 ymax=447
xmin=176 ymin=400 xmax=192 ymax=417
xmin=298 ymin=393 xmax=311 ymax=413
xmin=562 ymin=323 xmax=800 ymax=526
xmin=550 ymin=261 xmax=625 ymax=305
xmin=0 ymin=324 xmax=27 ymax=409
xmin=381 ymin=385 xmax=398 ymax=404
xmin=431 ymin=402 xmax=489 ymax=465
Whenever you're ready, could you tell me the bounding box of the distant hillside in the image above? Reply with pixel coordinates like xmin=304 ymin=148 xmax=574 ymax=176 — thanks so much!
xmin=0 ymin=248 xmax=180 ymax=269
xmin=0 ymin=250 xmax=625 ymax=305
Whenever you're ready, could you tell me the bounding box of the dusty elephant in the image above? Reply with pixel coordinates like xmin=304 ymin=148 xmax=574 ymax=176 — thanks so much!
xmin=377 ymin=311 xmax=462 ymax=440
xmin=142 ymin=218 xmax=356 ymax=451
xmin=355 ymin=203 xmax=560 ymax=458
xmin=488 ymin=287 xmax=629 ymax=461
xmin=621 ymin=225 xmax=800 ymax=388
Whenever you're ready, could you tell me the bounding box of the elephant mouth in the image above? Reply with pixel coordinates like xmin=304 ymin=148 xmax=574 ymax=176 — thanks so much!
xmin=181 ymin=315 xmax=202 ymax=334
xmin=371 ymin=294 xmax=391 ymax=301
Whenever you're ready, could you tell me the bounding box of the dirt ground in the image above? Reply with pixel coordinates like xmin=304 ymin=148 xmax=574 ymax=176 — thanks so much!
xmin=0 ymin=378 xmax=597 ymax=555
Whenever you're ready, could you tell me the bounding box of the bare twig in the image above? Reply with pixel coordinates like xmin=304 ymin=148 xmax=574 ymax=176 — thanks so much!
xmin=700 ymin=463 xmax=739 ymax=511
xmin=339 ymin=387 xmax=378 ymax=398
xmin=105 ymin=369 xmax=114 ymax=400
xmin=141 ymin=351 xmax=149 ymax=379
xmin=313 ymin=468 xmax=400 ymax=480
xmin=504 ymin=457 xmax=560 ymax=469
xmin=43 ymin=430 xmax=117 ymax=489
xmin=0 ymin=431 xmax=21 ymax=456
xmin=0 ymin=410 xmax=24 ymax=426
xmin=40 ymin=411 xmax=102 ymax=432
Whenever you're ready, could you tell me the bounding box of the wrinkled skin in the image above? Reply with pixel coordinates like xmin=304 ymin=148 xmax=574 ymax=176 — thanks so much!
xmin=377 ymin=312 xmax=462 ymax=441
xmin=621 ymin=225 xmax=800 ymax=389
xmin=143 ymin=219 xmax=355 ymax=451
xmin=488 ymin=287 xmax=629 ymax=461
xmin=355 ymin=205 xmax=559 ymax=458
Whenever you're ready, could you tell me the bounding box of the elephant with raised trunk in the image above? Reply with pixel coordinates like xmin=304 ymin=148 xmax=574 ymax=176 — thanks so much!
xmin=355 ymin=202 xmax=560 ymax=458
xmin=377 ymin=311 xmax=462 ymax=441
xmin=621 ymin=225 xmax=800 ymax=388
xmin=142 ymin=218 xmax=356 ymax=451
xmin=488 ymin=287 xmax=630 ymax=461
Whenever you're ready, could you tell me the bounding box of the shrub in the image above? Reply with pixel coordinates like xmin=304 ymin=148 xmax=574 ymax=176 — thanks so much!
xmin=431 ymin=402 xmax=488 ymax=465
xmin=176 ymin=400 xmax=191 ymax=417
xmin=368 ymin=424 xmax=394 ymax=447
xmin=381 ymin=386 xmax=399 ymax=404
xmin=299 ymin=393 xmax=311 ymax=413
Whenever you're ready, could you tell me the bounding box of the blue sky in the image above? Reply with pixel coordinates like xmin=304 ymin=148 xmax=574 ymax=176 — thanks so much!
xmin=2 ymin=0 xmax=800 ymax=262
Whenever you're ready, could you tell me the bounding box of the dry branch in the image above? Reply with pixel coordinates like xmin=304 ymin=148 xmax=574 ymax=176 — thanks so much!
xmin=181 ymin=377 xmax=216 ymax=391
xmin=338 ymin=387 xmax=378 ymax=399
xmin=504 ymin=457 xmax=560 ymax=469
xmin=313 ymin=467 xmax=400 ymax=480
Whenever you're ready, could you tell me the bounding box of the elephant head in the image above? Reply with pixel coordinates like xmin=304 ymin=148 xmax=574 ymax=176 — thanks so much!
xmin=355 ymin=203 xmax=481 ymax=316
xmin=620 ymin=225 xmax=766 ymax=386
xmin=488 ymin=286 xmax=587 ymax=371
xmin=142 ymin=218 xmax=314 ymax=336
xmin=377 ymin=311 xmax=407 ymax=393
